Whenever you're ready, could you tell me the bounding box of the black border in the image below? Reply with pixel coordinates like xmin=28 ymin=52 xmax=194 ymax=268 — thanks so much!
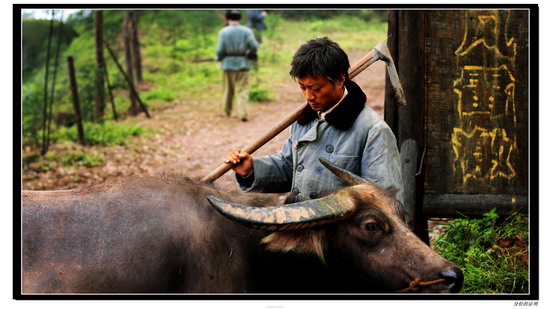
xmin=14 ymin=3 xmax=540 ymax=302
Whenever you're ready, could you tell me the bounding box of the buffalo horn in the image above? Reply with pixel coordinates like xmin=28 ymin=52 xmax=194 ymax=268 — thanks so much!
xmin=206 ymin=190 xmax=357 ymax=231
xmin=319 ymin=157 xmax=368 ymax=185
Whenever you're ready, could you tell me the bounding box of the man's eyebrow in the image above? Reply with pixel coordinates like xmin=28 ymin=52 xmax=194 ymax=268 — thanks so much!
xmin=298 ymin=82 xmax=322 ymax=87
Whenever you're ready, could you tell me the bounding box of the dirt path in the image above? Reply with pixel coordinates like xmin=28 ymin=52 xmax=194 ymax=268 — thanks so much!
xmin=22 ymin=51 xmax=385 ymax=191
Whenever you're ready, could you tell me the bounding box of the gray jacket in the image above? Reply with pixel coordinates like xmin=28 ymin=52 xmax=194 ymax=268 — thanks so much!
xmin=216 ymin=24 xmax=258 ymax=71
xmin=237 ymin=80 xmax=404 ymax=204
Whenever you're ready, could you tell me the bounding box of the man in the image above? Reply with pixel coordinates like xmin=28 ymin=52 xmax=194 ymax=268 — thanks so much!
xmin=217 ymin=10 xmax=258 ymax=121
xmin=224 ymin=37 xmax=403 ymax=204
xmin=246 ymin=10 xmax=267 ymax=43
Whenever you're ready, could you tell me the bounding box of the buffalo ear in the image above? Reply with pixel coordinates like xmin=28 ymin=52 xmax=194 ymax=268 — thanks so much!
xmin=261 ymin=230 xmax=326 ymax=264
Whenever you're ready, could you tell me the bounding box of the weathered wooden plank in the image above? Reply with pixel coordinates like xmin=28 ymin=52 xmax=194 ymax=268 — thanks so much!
xmin=423 ymin=10 xmax=529 ymax=195
xmin=388 ymin=10 xmax=429 ymax=242
xmin=400 ymin=139 xmax=417 ymax=229
xmin=423 ymin=194 xmax=528 ymax=217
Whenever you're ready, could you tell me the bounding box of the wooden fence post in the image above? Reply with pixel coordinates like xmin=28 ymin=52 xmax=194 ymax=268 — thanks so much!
xmin=67 ymin=56 xmax=86 ymax=146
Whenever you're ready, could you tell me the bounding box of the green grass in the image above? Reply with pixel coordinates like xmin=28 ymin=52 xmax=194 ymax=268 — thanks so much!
xmin=433 ymin=209 xmax=529 ymax=294
xmin=142 ymin=87 xmax=177 ymax=103
xmin=56 ymin=121 xmax=145 ymax=146
xmin=44 ymin=149 xmax=105 ymax=167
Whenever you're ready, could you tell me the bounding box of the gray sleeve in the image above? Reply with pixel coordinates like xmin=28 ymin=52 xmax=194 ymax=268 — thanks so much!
xmin=243 ymin=134 xmax=294 ymax=193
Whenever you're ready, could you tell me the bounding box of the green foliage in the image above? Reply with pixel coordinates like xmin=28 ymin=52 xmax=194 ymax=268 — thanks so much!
xmin=249 ymin=85 xmax=273 ymax=102
xmin=57 ymin=121 xmax=144 ymax=146
xmin=433 ymin=209 xmax=529 ymax=293
xmin=64 ymin=151 xmax=105 ymax=167
xmin=142 ymin=87 xmax=177 ymax=103
xmin=22 ymin=75 xmax=45 ymax=146
xmin=139 ymin=10 xmax=222 ymax=45
xmin=22 ymin=19 xmax=78 ymax=80
xmin=271 ymin=10 xmax=387 ymax=22
xmin=65 ymin=10 xmax=93 ymax=30
xmin=44 ymin=149 xmax=105 ymax=167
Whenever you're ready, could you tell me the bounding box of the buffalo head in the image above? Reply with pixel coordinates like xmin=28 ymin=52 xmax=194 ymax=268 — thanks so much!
xmin=207 ymin=158 xmax=463 ymax=293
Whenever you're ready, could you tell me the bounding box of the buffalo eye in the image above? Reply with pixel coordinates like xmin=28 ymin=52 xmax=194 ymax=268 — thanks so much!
xmin=361 ymin=219 xmax=382 ymax=233
xmin=365 ymin=222 xmax=378 ymax=232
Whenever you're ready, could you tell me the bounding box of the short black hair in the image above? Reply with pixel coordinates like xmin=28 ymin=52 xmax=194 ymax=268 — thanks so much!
xmin=226 ymin=10 xmax=242 ymax=21
xmin=289 ymin=37 xmax=349 ymax=83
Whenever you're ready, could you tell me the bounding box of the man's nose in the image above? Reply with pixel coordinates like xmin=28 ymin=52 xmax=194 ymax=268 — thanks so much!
xmin=305 ymin=89 xmax=315 ymax=102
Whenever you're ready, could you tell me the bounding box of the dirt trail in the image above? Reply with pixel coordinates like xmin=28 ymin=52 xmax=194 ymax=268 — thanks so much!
xmin=22 ymin=51 xmax=385 ymax=191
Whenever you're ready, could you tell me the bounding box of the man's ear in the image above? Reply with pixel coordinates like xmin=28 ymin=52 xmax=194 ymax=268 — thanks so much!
xmin=337 ymin=74 xmax=346 ymax=87
xmin=261 ymin=230 xmax=326 ymax=263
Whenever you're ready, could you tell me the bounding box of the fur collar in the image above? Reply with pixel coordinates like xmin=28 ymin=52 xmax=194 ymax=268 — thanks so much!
xmin=297 ymin=80 xmax=367 ymax=130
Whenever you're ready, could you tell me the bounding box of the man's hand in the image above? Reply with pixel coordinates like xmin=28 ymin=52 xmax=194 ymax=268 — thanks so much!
xmin=224 ymin=149 xmax=253 ymax=177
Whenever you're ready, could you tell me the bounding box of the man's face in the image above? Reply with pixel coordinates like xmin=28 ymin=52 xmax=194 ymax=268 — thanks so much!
xmin=298 ymin=75 xmax=345 ymax=112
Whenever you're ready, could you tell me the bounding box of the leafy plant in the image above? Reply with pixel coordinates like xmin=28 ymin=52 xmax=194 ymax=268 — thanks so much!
xmin=249 ymin=87 xmax=272 ymax=102
xmin=38 ymin=149 xmax=105 ymax=168
xmin=433 ymin=209 xmax=529 ymax=293
xmin=56 ymin=121 xmax=144 ymax=146
xmin=142 ymin=87 xmax=177 ymax=103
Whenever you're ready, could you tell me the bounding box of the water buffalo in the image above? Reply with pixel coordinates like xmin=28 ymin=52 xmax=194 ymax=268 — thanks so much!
xmin=21 ymin=158 xmax=463 ymax=294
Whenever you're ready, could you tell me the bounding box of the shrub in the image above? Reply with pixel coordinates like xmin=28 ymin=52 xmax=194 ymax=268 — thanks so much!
xmin=40 ymin=149 xmax=105 ymax=168
xmin=433 ymin=209 xmax=529 ymax=293
xmin=249 ymin=85 xmax=273 ymax=102
xmin=57 ymin=121 xmax=144 ymax=146
xmin=142 ymin=87 xmax=177 ymax=103
xmin=61 ymin=150 xmax=105 ymax=167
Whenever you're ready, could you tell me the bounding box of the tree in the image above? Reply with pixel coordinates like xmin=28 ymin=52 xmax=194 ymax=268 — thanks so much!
xmin=124 ymin=11 xmax=139 ymax=115
xmin=131 ymin=12 xmax=143 ymax=82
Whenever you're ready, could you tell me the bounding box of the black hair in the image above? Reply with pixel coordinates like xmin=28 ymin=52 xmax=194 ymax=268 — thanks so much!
xmin=289 ymin=37 xmax=349 ymax=83
xmin=225 ymin=10 xmax=242 ymax=21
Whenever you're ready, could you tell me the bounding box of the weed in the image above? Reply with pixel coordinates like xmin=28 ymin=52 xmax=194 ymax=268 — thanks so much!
xmin=142 ymin=87 xmax=177 ymax=103
xmin=38 ymin=149 xmax=105 ymax=168
xmin=56 ymin=121 xmax=145 ymax=146
xmin=249 ymin=86 xmax=273 ymax=102
xmin=433 ymin=209 xmax=529 ymax=293
xmin=59 ymin=151 xmax=105 ymax=167
xmin=38 ymin=164 xmax=52 ymax=172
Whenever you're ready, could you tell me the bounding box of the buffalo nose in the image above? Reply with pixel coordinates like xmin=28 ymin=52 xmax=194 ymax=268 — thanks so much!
xmin=441 ymin=267 xmax=464 ymax=293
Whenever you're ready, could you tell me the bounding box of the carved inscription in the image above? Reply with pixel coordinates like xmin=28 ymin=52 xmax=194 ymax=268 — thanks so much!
xmin=451 ymin=11 xmax=518 ymax=185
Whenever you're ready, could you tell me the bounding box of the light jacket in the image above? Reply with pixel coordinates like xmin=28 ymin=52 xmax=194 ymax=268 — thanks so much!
xmin=216 ymin=24 xmax=258 ymax=71
xmin=237 ymin=80 xmax=404 ymax=204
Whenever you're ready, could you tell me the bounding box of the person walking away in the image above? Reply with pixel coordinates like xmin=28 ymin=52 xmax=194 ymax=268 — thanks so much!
xmin=246 ymin=10 xmax=267 ymax=72
xmin=223 ymin=37 xmax=404 ymax=205
xmin=246 ymin=10 xmax=267 ymax=44
xmin=217 ymin=10 xmax=259 ymax=121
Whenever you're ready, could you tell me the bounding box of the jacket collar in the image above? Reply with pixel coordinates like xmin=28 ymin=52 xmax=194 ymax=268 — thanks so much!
xmin=297 ymin=80 xmax=367 ymax=130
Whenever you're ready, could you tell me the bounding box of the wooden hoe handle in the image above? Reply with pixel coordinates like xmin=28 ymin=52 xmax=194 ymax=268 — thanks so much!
xmin=200 ymin=44 xmax=384 ymax=184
